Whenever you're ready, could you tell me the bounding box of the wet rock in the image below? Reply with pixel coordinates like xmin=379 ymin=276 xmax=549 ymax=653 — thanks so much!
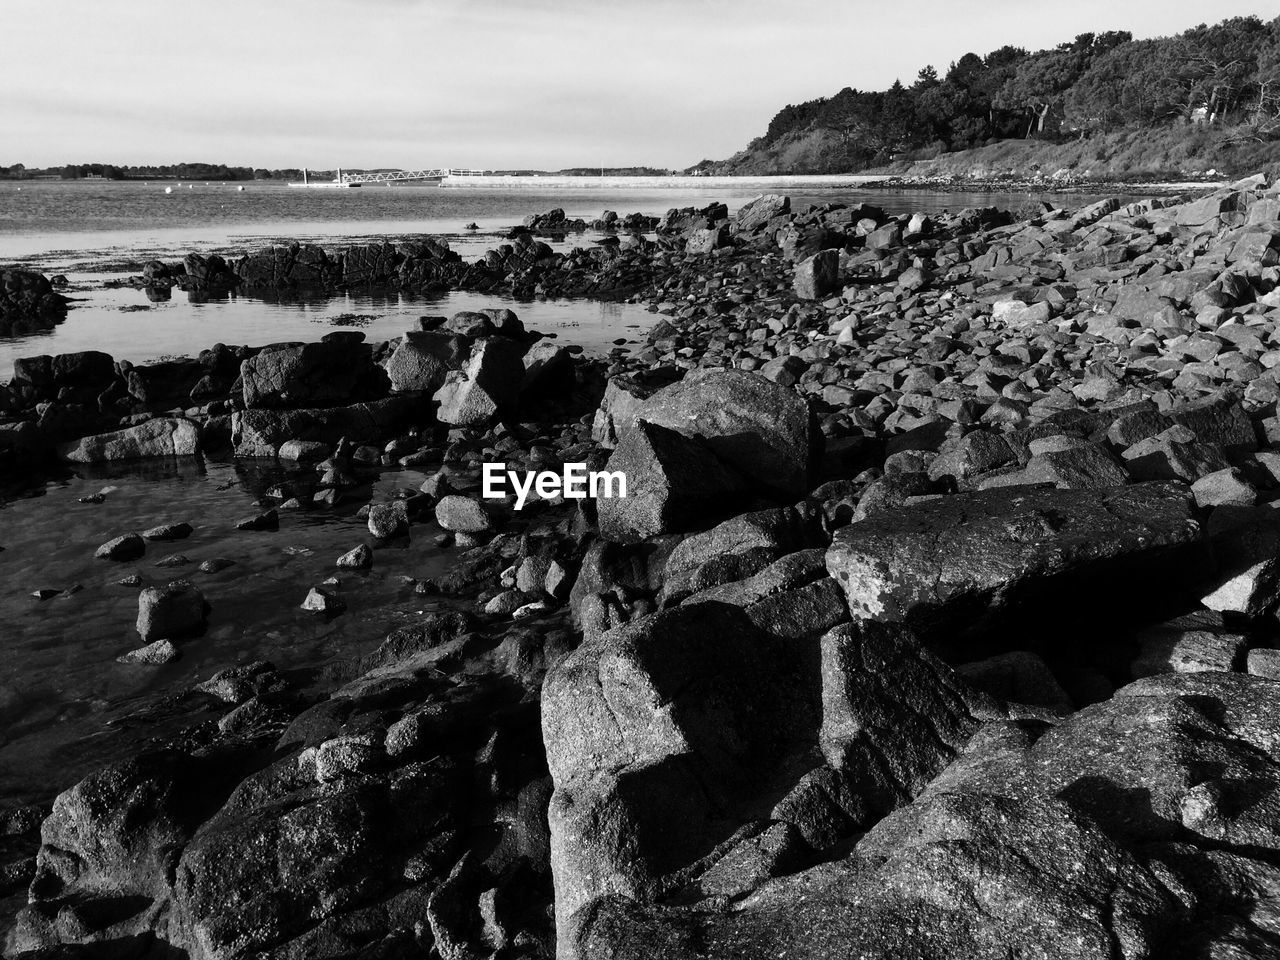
xmin=301 ymin=586 xmax=347 ymax=616
xmin=141 ymin=522 xmax=193 ymax=541
xmin=95 ymin=533 xmax=145 ymax=561
xmin=59 ymin=417 xmax=200 ymax=462
xmin=136 ymin=579 xmax=209 ymax=641
xmin=236 ymin=508 xmax=279 ymax=531
xmin=117 ymin=638 xmax=179 ymax=665
xmin=336 ymin=544 xmax=373 ymax=569
xmin=367 ymin=501 xmax=409 ymax=538
xmin=241 ymin=340 xmax=389 ymax=409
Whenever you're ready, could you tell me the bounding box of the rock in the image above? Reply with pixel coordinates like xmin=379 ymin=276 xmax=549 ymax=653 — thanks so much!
xmin=1130 ymin=610 xmax=1248 ymax=677
xmin=141 ymin=522 xmax=193 ymax=541
xmin=231 ymin=397 xmax=419 ymax=458
xmin=992 ymin=299 xmax=1052 ymax=328
xmin=336 ymin=544 xmax=373 ymax=569
xmin=793 ymin=250 xmax=839 ymax=299
xmin=1191 ymin=467 xmax=1257 ymax=508
xmin=570 ymin=672 xmax=1280 ymax=960
xmin=384 ymin=331 xmax=469 ymax=393
xmin=629 ymin=369 xmax=817 ymax=497
xmin=591 ymin=374 xmax=666 ymax=447
xmin=435 ymin=495 xmax=492 ymax=533
xmin=95 ymin=533 xmax=145 ymax=561
xmin=117 ymin=638 xmax=179 ymax=665
xmin=819 ymin=621 xmax=999 ymax=797
xmin=433 ymin=337 xmax=525 ymax=426
xmin=825 ymin=481 xmax=1205 ymax=642
xmin=59 ymin=418 xmax=200 ymax=462
xmin=732 ymin=194 xmax=790 ymax=234
xmin=596 ymin=420 xmax=748 ymax=542
xmin=543 ymin=602 xmax=823 ymax=940
xmin=1201 ymin=509 xmax=1280 ymax=615
xmin=136 ymin=579 xmax=208 ymax=641
xmin=1246 ymin=648 xmax=1280 ymax=679
xmin=301 ymin=586 xmax=346 ymax=615
xmin=367 ymin=501 xmax=409 ymax=538
xmin=240 ymin=341 xmax=389 ymax=409
xmin=956 ymin=650 xmax=1074 ymax=713
xmin=1023 ymin=441 xmax=1129 ymax=489
xmin=236 ymin=508 xmax=279 ymax=531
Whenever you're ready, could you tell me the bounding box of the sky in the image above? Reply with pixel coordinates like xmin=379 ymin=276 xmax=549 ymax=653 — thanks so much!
xmin=4 ymin=0 xmax=1276 ymax=171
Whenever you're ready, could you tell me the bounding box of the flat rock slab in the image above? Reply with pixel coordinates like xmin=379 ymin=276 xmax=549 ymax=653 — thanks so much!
xmin=825 ymin=481 xmax=1204 ymax=640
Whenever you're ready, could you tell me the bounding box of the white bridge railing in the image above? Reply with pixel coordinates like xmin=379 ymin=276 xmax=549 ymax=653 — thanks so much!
xmin=338 ymin=168 xmax=488 ymax=184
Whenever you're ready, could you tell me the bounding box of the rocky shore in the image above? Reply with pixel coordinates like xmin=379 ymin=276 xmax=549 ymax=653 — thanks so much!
xmin=7 ymin=174 xmax=1280 ymax=958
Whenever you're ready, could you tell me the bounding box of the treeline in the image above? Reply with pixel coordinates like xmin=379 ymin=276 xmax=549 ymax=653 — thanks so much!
xmin=725 ymin=14 xmax=1280 ymax=171
xmin=0 ymin=163 xmax=316 ymax=181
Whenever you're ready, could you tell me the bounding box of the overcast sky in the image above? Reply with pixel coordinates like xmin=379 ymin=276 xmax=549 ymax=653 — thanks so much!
xmin=5 ymin=0 xmax=1274 ymax=170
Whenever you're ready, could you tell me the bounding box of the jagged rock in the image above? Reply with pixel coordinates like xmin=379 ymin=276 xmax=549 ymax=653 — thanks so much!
xmin=59 ymin=418 xmax=200 ymax=462
xmin=433 ymin=337 xmax=525 ymax=425
xmin=596 ymin=420 xmax=748 ymax=542
xmin=336 ymin=544 xmax=373 ymax=569
xmin=628 ymin=369 xmax=817 ymax=497
xmin=793 ymin=250 xmax=839 ymax=300
xmin=825 ymin=481 xmax=1205 ymax=641
xmin=1130 ymin=610 xmax=1248 ymax=677
xmin=570 ymin=672 xmax=1280 ymax=960
xmin=384 ymin=331 xmax=469 ymax=393
xmin=660 ymin=503 xmax=827 ymax=606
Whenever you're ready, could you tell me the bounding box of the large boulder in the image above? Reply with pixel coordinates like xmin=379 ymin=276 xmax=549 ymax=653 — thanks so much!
xmin=543 ymin=602 xmax=824 ymax=948
xmin=59 ymin=417 xmax=200 ymax=462
xmin=570 ymin=671 xmax=1280 ymax=960
xmin=384 ymin=331 xmax=469 ymax=393
xmin=627 ymin=369 xmax=817 ymax=498
xmin=596 ymin=420 xmax=749 ymax=542
xmin=825 ymin=481 xmax=1206 ymax=643
xmin=732 ymin=194 xmax=790 ymax=235
xmin=432 ymin=337 xmax=525 ymax=425
xmin=241 ymin=341 xmax=389 ymax=409
xmin=793 ymin=249 xmax=840 ymax=300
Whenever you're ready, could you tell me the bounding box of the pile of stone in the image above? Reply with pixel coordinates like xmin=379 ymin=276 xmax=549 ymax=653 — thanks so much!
xmin=13 ymin=177 xmax=1280 ymax=959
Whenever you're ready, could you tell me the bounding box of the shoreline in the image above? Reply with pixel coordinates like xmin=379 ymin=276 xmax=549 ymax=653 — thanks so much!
xmin=5 ymin=177 xmax=1280 ymax=957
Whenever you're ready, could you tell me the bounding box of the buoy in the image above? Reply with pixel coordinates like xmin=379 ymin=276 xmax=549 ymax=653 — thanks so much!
xmin=164 ymin=186 xmax=172 ymax=194
xmin=237 ymin=185 xmax=245 ymax=192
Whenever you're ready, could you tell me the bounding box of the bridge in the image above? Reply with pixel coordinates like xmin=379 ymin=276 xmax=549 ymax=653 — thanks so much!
xmin=339 ymin=167 xmax=488 ymax=184
xmin=288 ymin=167 xmax=488 ymax=188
